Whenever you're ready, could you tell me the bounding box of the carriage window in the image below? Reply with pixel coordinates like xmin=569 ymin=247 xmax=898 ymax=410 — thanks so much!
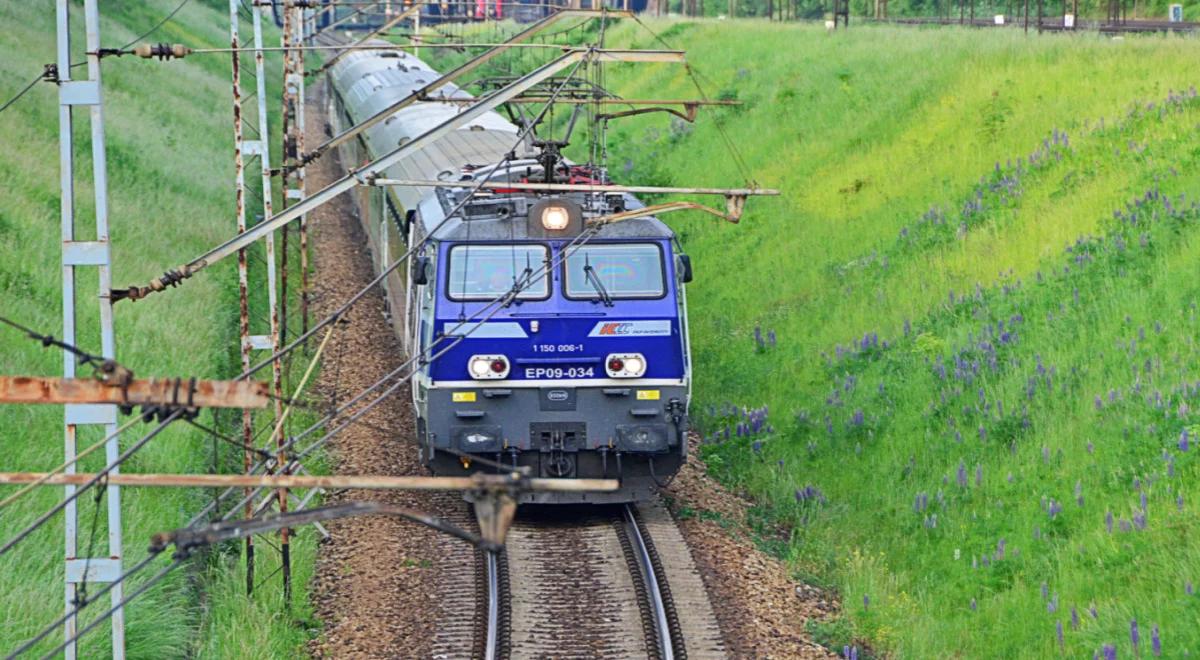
xmin=564 ymin=244 xmax=666 ymax=300
xmin=447 ymin=244 xmax=549 ymax=301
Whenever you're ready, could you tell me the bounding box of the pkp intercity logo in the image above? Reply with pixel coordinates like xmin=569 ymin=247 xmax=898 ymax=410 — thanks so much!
xmin=587 ymin=320 xmax=672 ymax=337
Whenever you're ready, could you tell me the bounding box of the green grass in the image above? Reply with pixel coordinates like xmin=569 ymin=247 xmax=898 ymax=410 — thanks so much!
xmin=561 ymin=19 xmax=1200 ymax=658
xmin=0 ymin=1 xmax=321 ymax=657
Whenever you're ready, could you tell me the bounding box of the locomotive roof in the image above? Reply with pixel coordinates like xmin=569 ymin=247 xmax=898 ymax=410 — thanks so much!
xmin=416 ymin=189 xmax=676 ymax=242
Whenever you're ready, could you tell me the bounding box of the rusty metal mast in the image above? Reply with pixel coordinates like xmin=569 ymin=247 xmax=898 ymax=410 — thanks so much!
xmin=228 ymin=0 xmax=286 ymax=595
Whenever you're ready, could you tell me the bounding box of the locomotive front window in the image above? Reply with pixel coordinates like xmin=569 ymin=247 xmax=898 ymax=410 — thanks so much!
xmin=564 ymin=243 xmax=666 ymax=300
xmin=447 ymin=244 xmax=550 ymax=301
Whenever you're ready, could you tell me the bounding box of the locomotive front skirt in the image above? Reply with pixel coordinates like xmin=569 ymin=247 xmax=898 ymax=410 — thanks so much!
xmin=328 ymin=43 xmax=692 ymax=503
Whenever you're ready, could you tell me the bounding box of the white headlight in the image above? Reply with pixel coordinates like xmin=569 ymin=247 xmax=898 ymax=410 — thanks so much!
xmin=541 ymin=205 xmax=570 ymax=231
xmin=468 ymin=354 xmax=509 ymax=380
xmin=606 ymin=353 xmax=647 ymax=378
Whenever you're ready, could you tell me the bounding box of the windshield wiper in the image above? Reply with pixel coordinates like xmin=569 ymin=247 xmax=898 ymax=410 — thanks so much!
xmin=505 ymin=265 xmax=534 ymax=307
xmin=583 ymin=257 xmax=613 ymax=307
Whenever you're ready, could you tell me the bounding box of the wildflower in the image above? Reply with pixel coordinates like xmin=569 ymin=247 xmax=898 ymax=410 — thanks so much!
xmin=970 ymin=598 xmax=977 ymax=611
xmin=1187 ymin=581 xmax=1194 ymax=596
xmin=957 ymin=461 xmax=968 ymax=488
xmin=851 ymin=409 xmax=864 ymax=427
xmin=767 ymin=329 xmax=777 ymax=348
xmin=1057 ymin=620 xmax=1065 ymax=649
xmin=1048 ymin=593 xmax=1058 ymax=613
xmin=1088 ymin=442 xmax=1095 ymax=454
xmin=1180 ymin=428 xmax=1190 ymax=452
xmin=863 ymin=595 xmax=869 ymax=611
xmin=1131 ymin=619 xmax=1140 ymax=649
xmin=1179 ymin=495 xmax=1186 ymax=511
xmin=1041 ymin=583 xmax=1049 ymax=600
xmin=1103 ymin=644 xmax=1116 ymax=660
xmin=751 ymin=441 xmax=762 ymax=454
xmin=1075 ymin=481 xmax=1084 ymax=507
xmin=1106 ymin=511 xmax=1114 ymax=533
xmin=1152 ymin=624 xmax=1161 ymax=656
xmin=1072 ymin=606 xmax=1080 ymax=630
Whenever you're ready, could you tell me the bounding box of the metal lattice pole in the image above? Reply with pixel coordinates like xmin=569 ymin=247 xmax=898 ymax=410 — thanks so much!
xmin=229 ymin=0 xmax=258 ymax=594
xmin=56 ymin=0 xmax=125 ymax=657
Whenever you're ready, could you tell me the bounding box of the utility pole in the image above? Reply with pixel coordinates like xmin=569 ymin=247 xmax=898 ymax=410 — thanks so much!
xmin=227 ymin=0 xmax=285 ymax=596
xmin=55 ymin=0 xmax=125 ymax=657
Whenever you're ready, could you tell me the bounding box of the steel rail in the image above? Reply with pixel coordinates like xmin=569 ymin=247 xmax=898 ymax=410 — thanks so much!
xmin=624 ymin=504 xmax=675 ymax=660
xmin=114 ymin=47 xmax=681 ymax=303
xmin=484 ymin=550 xmax=500 ymax=660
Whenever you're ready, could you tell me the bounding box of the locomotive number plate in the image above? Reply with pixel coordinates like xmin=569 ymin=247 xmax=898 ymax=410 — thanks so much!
xmin=523 ymin=367 xmax=596 ymax=379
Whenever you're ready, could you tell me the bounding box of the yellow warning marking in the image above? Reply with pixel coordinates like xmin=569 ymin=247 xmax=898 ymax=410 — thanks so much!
xmin=636 ymin=390 xmax=660 ymax=401
xmin=452 ymin=391 xmax=477 ymax=403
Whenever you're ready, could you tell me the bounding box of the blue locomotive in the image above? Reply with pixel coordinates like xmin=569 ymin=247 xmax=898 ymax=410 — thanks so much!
xmin=328 ymin=44 xmax=691 ymax=503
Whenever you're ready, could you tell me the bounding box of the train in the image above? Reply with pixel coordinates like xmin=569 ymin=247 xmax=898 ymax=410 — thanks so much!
xmin=326 ymin=42 xmax=691 ymax=503
xmin=308 ymin=0 xmax=651 ymax=28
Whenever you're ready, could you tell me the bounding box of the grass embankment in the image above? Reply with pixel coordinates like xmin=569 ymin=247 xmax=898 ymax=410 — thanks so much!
xmin=577 ymin=20 xmax=1200 ymax=658
xmin=0 ymin=1 xmax=319 ymax=656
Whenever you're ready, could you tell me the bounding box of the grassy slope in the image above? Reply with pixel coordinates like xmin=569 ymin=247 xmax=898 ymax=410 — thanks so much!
xmin=0 ymin=2 xmax=317 ymax=657
xmin=586 ymin=20 xmax=1200 ymax=658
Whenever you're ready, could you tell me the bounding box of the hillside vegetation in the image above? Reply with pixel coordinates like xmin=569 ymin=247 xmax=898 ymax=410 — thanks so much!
xmin=0 ymin=1 xmax=317 ymax=656
xmin=586 ymin=20 xmax=1200 ymax=658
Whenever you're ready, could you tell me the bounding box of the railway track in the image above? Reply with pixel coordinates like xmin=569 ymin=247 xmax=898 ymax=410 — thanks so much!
xmin=474 ymin=500 xmax=725 ymax=660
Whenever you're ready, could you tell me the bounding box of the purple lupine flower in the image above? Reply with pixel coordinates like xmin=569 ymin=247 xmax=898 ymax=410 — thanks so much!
xmin=1131 ymin=619 xmax=1140 ymax=649
xmin=1103 ymin=644 xmax=1116 ymax=660
xmin=851 ymin=409 xmax=864 ymax=427
xmin=1072 ymin=606 xmax=1080 ymax=630
xmin=1133 ymin=512 xmax=1147 ymax=530
xmin=957 ymin=461 xmax=968 ymax=488
xmin=970 ymin=598 xmax=977 ymax=611
xmin=1041 ymin=582 xmax=1049 ymax=600
xmin=1140 ymin=491 xmax=1148 ymax=512
xmin=1106 ymin=511 xmax=1114 ymax=533
xmin=843 ymin=645 xmax=850 ymax=658
xmin=1088 ymin=442 xmax=1095 ymax=454
xmin=863 ymin=594 xmax=869 ymax=611
xmin=1180 ymin=428 xmax=1190 ymax=452
xmin=979 ymin=425 xmax=987 ymax=442
xmin=1095 ymin=395 xmax=1104 ymax=410
xmin=1187 ymin=581 xmax=1194 ymax=596
xmin=767 ymin=330 xmax=776 ymax=348
xmin=1152 ymin=624 xmax=1161 ymax=656
xmin=1090 ymin=604 xmax=1099 ymax=619
xmin=751 ymin=441 xmax=763 ymax=454
xmin=996 ymin=538 xmax=1006 ymax=560
xmin=850 ymin=647 xmax=858 ymax=660
xmin=1057 ymin=620 xmax=1065 ymax=649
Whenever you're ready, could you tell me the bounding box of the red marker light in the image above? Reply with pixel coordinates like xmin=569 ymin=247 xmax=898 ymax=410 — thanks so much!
xmin=490 ymin=359 xmax=507 ymax=373
xmin=608 ymin=357 xmax=625 ymax=372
